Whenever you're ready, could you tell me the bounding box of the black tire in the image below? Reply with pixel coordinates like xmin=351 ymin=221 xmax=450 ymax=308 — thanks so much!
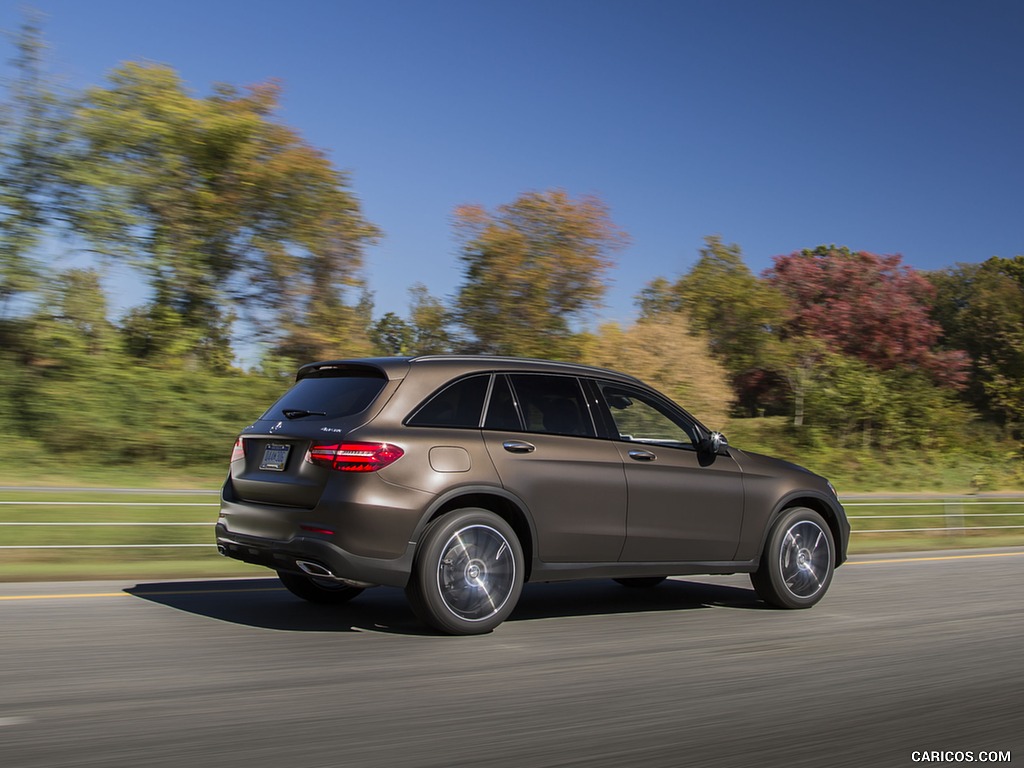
xmin=406 ymin=508 xmax=525 ymax=635
xmin=277 ymin=570 xmax=364 ymax=605
xmin=751 ymin=507 xmax=835 ymax=609
xmin=614 ymin=577 xmax=667 ymax=589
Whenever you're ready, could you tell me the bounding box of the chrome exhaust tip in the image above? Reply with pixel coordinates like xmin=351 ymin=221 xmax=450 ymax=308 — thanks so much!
xmin=217 ymin=544 xmax=228 ymax=557
xmin=296 ymin=560 xmax=337 ymax=579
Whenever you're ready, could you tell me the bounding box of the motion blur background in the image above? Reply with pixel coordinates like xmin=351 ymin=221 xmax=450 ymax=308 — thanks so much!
xmin=1 ymin=1 xmax=1022 ymax=578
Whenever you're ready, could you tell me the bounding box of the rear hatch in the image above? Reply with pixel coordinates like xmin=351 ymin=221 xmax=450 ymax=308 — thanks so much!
xmin=229 ymin=365 xmax=392 ymax=509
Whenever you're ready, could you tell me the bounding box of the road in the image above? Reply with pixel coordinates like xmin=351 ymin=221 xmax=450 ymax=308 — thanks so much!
xmin=2 ymin=548 xmax=1022 ymax=768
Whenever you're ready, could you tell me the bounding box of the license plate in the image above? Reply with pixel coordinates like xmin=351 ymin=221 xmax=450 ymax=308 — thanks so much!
xmin=260 ymin=443 xmax=291 ymax=471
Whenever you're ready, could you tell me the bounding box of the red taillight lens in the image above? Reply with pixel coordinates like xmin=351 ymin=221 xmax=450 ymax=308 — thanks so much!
xmin=305 ymin=442 xmax=404 ymax=472
xmin=230 ymin=438 xmax=246 ymax=463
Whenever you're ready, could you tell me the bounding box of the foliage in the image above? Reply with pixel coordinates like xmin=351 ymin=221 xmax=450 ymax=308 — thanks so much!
xmin=407 ymin=282 xmax=455 ymax=354
xmin=764 ymin=245 xmax=968 ymax=387
xmin=930 ymin=256 xmax=1024 ymax=430
xmin=639 ymin=235 xmax=786 ymax=378
xmin=454 ymin=189 xmax=627 ymax=359
xmin=0 ymin=16 xmax=73 ymax=313
xmin=582 ymin=315 xmax=732 ymax=428
xmin=65 ymin=62 xmax=379 ymax=366
xmin=801 ymin=353 xmax=972 ymax=450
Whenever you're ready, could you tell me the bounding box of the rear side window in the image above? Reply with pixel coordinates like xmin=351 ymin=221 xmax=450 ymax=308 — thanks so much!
xmin=508 ymin=374 xmax=596 ymax=438
xmin=261 ymin=373 xmax=386 ymax=420
xmin=407 ymin=375 xmax=489 ymax=428
xmin=484 ymin=375 xmax=523 ymax=431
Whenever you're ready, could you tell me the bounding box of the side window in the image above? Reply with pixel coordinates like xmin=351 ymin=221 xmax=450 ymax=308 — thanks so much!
xmin=483 ymin=375 xmax=523 ymax=431
xmin=598 ymin=383 xmax=697 ymax=449
xmin=508 ymin=374 xmax=596 ymax=438
xmin=407 ymin=375 xmax=489 ymax=428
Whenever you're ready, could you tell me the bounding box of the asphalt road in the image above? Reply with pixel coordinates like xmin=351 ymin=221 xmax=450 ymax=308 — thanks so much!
xmin=2 ymin=548 xmax=1022 ymax=768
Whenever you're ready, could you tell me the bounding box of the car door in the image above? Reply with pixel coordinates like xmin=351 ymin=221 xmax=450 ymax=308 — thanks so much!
xmin=593 ymin=380 xmax=744 ymax=562
xmin=481 ymin=373 xmax=627 ymax=563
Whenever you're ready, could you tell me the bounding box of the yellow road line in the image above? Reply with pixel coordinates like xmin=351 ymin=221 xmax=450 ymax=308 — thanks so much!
xmin=848 ymin=551 xmax=1024 ymax=565
xmin=0 ymin=587 xmax=284 ymax=601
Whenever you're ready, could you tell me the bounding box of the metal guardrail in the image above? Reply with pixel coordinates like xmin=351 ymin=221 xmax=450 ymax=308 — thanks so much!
xmin=0 ymin=494 xmax=1022 ymax=549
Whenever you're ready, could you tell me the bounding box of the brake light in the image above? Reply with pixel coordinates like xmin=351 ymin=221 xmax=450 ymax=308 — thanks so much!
xmin=305 ymin=442 xmax=404 ymax=472
xmin=230 ymin=438 xmax=246 ymax=462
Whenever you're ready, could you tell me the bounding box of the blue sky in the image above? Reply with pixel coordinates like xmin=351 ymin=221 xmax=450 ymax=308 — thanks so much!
xmin=2 ymin=0 xmax=1022 ymax=328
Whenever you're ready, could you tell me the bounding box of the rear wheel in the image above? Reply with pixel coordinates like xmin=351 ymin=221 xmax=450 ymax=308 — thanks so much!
xmin=406 ymin=509 xmax=524 ymax=635
xmin=751 ymin=507 xmax=834 ymax=609
xmin=614 ymin=577 xmax=667 ymax=589
xmin=277 ymin=570 xmax=364 ymax=605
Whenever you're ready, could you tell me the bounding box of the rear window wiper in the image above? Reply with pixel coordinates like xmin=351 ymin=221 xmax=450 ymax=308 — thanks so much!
xmin=282 ymin=409 xmax=327 ymax=420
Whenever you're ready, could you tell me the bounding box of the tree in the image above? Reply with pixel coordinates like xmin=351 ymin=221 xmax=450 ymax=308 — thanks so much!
xmin=407 ymin=282 xmax=454 ymax=354
xmin=764 ymin=246 xmax=968 ymax=387
xmin=454 ymin=189 xmax=627 ymax=359
xmin=931 ymin=256 xmax=1024 ymax=429
xmin=65 ymin=62 xmax=379 ymax=366
xmin=582 ymin=315 xmax=732 ymax=428
xmin=370 ymin=312 xmax=413 ymax=356
xmin=0 ymin=16 xmax=72 ymax=314
xmin=638 ymin=236 xmax=787 ymax=414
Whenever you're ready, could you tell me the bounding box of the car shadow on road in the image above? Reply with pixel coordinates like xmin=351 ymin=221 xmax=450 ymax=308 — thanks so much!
xmin=126 ymin=576 xmax=766 ymax=636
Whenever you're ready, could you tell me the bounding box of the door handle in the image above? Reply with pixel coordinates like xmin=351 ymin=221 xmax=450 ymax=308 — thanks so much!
xmin=503 ymin=440 xmax=536 ymax=454
xmin=628 ymin=449 xmax=657 ymax=462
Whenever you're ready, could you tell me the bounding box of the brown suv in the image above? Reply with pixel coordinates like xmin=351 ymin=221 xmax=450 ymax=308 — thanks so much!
xmin=216 ymin=356 xmax=849 ymax=634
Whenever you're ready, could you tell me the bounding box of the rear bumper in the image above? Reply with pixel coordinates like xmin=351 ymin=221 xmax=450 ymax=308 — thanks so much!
xmin=214 ymin=522 xmax=415 ymax=588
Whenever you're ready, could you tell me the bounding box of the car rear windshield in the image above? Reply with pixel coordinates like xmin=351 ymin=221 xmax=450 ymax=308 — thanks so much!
xmin=260 ymin=372 xmax=387 ymax=421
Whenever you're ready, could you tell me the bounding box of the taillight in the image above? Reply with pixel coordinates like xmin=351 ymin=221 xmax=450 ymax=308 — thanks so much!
xmin=230 ymin=438 xmax=246 ymax=462
xmin=305 ymin=442 xmax=404 ymax=472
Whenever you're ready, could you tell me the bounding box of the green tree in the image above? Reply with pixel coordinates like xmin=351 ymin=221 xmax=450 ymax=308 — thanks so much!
xmin=454 ymin=189 xmax=627 ymax=358
xmin=639 ymin=236 xmax=785 ymax=377
xmin=370 ymin=311 xmax=413 ymax=356
xmin=931 ymin=256 xmax=1024 ymax=430
xmin=407 ymin=282 xmax=454 ymax=354
xmin=0 ymin=15 xmax=72 ymax=313
xmin=65 ymin=62 xmax=379 ymax=366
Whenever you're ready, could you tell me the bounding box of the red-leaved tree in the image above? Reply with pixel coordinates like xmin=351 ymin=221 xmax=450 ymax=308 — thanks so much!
xmin=764 ymin=246 xmax=968 ymax=388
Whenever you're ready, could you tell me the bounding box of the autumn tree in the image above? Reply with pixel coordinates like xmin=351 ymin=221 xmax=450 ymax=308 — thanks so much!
xmin=65 ymin=62 xmax=379 ymax=366
xmin=764 ymin=246 xmax=968 ymax=386
xmin=454 ymin=190 xmax=627 ymax=359
xmin=638 ymin=236 xmax=788 ymax=414
xmin=582 ymin=315 xmax=732 ymax=428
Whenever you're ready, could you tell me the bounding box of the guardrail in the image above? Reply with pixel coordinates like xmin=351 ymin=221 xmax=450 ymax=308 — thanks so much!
xmin=0 ymin=491 xmax=1022 ymax=550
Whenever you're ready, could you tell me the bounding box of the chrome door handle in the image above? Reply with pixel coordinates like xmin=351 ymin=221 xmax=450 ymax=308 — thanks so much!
xmin=503 ymin=440 xmax=536 ymax=454
xmin=628 ymin=449 xmax=657 ymax=462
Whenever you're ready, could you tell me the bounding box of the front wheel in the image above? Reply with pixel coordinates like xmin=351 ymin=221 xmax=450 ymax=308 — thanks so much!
xmin=406 ymin=509 xmax=524 ymax=635
xmin=751 ymin=507 xmax=835 ymax=609
xmin=277 ymin=570 xmax=364 ymax=605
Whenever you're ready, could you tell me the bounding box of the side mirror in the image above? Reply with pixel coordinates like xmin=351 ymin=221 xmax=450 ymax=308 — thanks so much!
xmin=701 ymin=432 xmax=728 ymax=455
xmin=696 ymin=432 xmax=727 ymax=467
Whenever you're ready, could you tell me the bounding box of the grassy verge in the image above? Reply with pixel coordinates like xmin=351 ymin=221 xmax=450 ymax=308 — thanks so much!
xmin=1 ymin=487 xmax=1022 ymax=582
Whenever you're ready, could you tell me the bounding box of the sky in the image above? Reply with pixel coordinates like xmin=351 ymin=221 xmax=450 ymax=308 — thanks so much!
xmin=2 ymin=0 xmax=1022 ymax=329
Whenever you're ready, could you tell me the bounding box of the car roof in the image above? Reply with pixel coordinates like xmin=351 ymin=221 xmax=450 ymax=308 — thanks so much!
xmin=298 ymin=355 xmax=644 ymax=385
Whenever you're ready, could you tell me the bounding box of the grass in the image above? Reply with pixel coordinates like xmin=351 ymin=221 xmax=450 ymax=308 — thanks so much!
xmin=0 ymin=486 xmax=1021 ymax=582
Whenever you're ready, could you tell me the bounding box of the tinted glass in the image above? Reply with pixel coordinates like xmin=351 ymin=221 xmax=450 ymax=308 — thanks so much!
xmin=408 ymin=375 xmax=489 ymax=428
xmin=509 ymin=375 xmax=595 ymax=438
xmin=261 ymin=374 xmax=386 ymax=420
xmin=598 ymin=383 xmax=696 ymax=448
xmin=484 ymin=375 xmax=523 ymax=431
